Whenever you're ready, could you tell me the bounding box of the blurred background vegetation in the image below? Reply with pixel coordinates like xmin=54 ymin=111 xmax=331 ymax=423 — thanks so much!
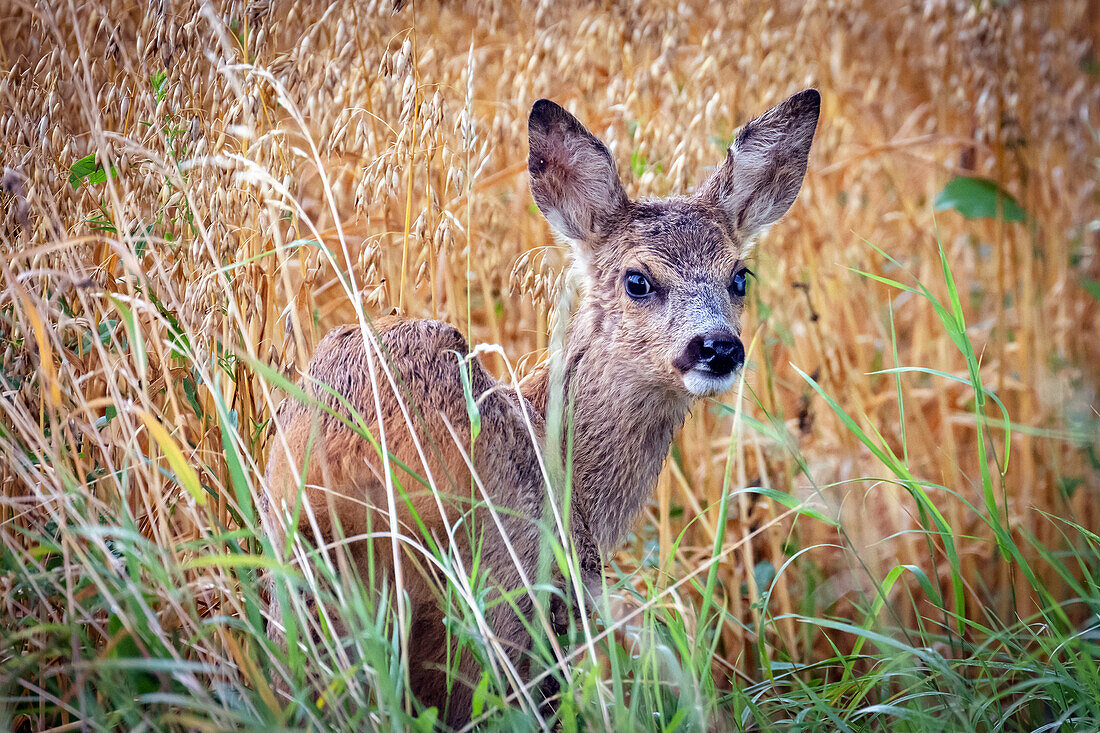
xmin=1 ymin=0 xmax=1098 ymax=730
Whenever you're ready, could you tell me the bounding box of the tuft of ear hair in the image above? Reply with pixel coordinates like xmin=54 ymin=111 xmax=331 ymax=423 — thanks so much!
xmin=697 ymin=88 xmax=821 ymax=238
xmin=528 ymin=99 xmax=628 ymax=245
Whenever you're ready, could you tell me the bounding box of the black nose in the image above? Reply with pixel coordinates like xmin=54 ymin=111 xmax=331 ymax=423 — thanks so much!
xmin=700 ymin=337 xmax=743 ymax=377
xmin=674 ymin=334 xmax=744 ymax=377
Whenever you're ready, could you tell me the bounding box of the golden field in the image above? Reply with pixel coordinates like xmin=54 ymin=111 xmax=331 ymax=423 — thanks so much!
xmin=1 ymin=0 xmax=1098 ymax=729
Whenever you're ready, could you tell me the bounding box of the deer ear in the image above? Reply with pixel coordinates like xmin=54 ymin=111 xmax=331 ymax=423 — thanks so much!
xmin=528 ymin=100 xmax=628 ymax=246
xmin=698 ymin=89 xmax=820 ymax=238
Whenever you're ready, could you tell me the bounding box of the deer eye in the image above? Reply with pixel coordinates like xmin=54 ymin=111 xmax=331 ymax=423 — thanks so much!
xmin=730 ymin=268 xmax=753 ymax=298
xmin=624 ymin=270 xmax=654 ymax=299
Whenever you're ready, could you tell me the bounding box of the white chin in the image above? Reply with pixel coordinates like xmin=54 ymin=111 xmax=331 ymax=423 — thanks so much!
xmin=683 ymin=369 xmax=738 ymax=397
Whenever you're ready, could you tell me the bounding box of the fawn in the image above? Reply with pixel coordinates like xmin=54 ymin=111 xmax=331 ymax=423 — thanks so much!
xmin=262 ymin=89 xmax=820 ymax=726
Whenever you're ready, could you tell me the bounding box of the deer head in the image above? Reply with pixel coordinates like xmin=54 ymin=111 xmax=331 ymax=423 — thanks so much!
xmin=528 ymin=90 xmax=820 ymax=400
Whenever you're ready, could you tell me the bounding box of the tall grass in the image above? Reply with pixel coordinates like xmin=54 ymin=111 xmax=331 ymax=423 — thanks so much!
xmin=1 ymin=0 xmax=1098 ymax=730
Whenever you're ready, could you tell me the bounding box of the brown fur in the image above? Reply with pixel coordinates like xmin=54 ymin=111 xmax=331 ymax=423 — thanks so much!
xmin=262 ymin=90 xmax=819 ymax=727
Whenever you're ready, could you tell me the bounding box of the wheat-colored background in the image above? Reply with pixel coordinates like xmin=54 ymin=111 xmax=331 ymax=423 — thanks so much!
xmin=1 ymin=0 xmax=1098 ymax=690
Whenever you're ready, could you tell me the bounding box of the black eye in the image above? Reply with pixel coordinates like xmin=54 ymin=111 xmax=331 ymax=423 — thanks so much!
xmin=625 ymin=270 xmax=654 ymax=299
xmin=730 ymin=268 xmax=753 ymax=297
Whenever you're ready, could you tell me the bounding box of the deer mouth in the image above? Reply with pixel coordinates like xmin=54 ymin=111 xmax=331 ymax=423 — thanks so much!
xmin=682 ymin=366 xmax=739 ymax=397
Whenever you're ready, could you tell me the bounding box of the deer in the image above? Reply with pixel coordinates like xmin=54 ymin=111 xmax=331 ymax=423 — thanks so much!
xmin=262 ymin=89 xmax=820 ymax=727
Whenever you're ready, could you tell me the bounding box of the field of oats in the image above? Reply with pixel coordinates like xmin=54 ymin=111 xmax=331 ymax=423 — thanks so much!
xmin=2 ymin=0 xmax=1099 ymax=730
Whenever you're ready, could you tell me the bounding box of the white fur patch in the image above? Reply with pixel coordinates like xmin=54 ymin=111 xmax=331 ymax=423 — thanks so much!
xmin=683 ymin=368 xmax=739 ymax=397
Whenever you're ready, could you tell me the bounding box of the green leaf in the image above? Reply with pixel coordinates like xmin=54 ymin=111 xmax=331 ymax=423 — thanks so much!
xmin=81 ymin=319 xmax=118 ymax=353
xmin=182 ymin=554 xmax=284 ymax=571
xmin=471 ymin=669 xmax=489 ymax=718
xmin=94 ymin=404 xmax=117 ymax=430
xmin=68 ymin=153 xmax=117 ymax=189
xmin=753 ymin=560 xmax=776 ymax=592
xmin=851 ymin=563 xmax=943 ymax=657
xmin=1082 ymin=278 xmax=1100 ymax=304
xmin=86 ymin=166 xmax=115 ymax=185
xmin=109 ymin=295 xmax=146 ymax=376
xmin=182 ymin=373 xmax=203 ymax=419
xmin=455 ymin=353 xmax=481 ymax=444
xmin=218 ymin=397 xmax=253 ymax=526
xmin=131 ymin=220 xmax=156 ymax=259
xmin=933 ymin=176 xmax=1026 ymax=222
xmin=68 ymin=154 xmax=97 ymax=189
xmin=412 ymin=706 xmax=438 ymax=732
xmin=106 ymin=614 xmax=159 ymax=696
xmin=151 ymin=70 xmax=168 ymax=102
xmin=730 ymin=486 xmax=839 ymax=527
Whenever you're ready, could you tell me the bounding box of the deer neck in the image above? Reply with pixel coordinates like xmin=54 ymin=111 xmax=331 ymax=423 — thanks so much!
xmin=520 ymin=305 xmax=691 ymax=552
